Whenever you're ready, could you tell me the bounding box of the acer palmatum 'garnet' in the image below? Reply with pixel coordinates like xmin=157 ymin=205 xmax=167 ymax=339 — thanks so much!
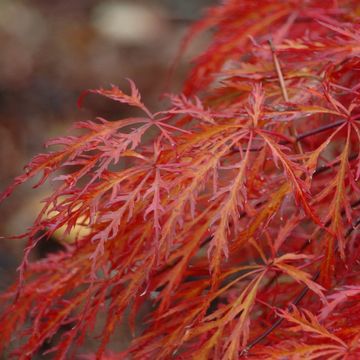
xmin=1 ymin=1 xmax=360 ymax=359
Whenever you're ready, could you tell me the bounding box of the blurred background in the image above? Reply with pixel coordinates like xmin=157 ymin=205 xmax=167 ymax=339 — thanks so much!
xmin=0 ymin=0 xmax=217 ymax=291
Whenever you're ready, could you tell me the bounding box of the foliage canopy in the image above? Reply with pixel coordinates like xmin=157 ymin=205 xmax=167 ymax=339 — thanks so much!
xmin=1 ymin=0 xmax=360 ymax=359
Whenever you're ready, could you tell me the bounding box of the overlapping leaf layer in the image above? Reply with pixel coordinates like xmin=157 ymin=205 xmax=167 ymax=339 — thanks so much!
xmin=1 ymin=1 xmax=360 ymax=359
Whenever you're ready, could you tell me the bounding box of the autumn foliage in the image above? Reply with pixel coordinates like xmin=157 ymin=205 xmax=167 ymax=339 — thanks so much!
xmin=2 ymin=0 xmax=360 ymax=358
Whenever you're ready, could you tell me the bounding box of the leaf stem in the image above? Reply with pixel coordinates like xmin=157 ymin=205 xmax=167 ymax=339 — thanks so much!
xmin=269 ymin=39 xmax=303 ymax=155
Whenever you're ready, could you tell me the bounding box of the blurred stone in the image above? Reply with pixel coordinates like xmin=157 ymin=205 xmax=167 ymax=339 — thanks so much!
xmin=0 ymin=2 xmax=48 ymax=87
xmin=92 ymin=1 xmax=167 ymax=45
xmin=0 ymin=1 xmax=47 ymax=47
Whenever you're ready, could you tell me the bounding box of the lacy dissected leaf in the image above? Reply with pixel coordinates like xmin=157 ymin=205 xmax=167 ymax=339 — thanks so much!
xmin=277 ymin=305 xmax=347 ymax=347
xmin=272 ymin=253 xmax=326 ymax=301
xmin=319 ymin=285 xmax=360 ymax=321
xmin=1 ymin=0 xmax=360 ymax=359
xmin=258 ymin=130 xmax=321 ymax=225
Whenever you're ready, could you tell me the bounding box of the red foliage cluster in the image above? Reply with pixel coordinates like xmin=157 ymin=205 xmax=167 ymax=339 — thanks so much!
xmin=2 ymin=0 xmax=360 ymax=358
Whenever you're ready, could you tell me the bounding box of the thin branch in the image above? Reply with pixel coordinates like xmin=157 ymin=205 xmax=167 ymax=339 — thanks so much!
xmin=296 ymin=120 xmax=345 ymax=141
xmin=233 ymin=119 xmax=346 ymax=153
xmin=313 ymin=153 xmax=356 ymax=176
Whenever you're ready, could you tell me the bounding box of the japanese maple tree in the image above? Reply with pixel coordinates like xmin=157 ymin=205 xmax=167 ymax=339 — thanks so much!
xmin=2 ymin=0 xmax=360 ymax=359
